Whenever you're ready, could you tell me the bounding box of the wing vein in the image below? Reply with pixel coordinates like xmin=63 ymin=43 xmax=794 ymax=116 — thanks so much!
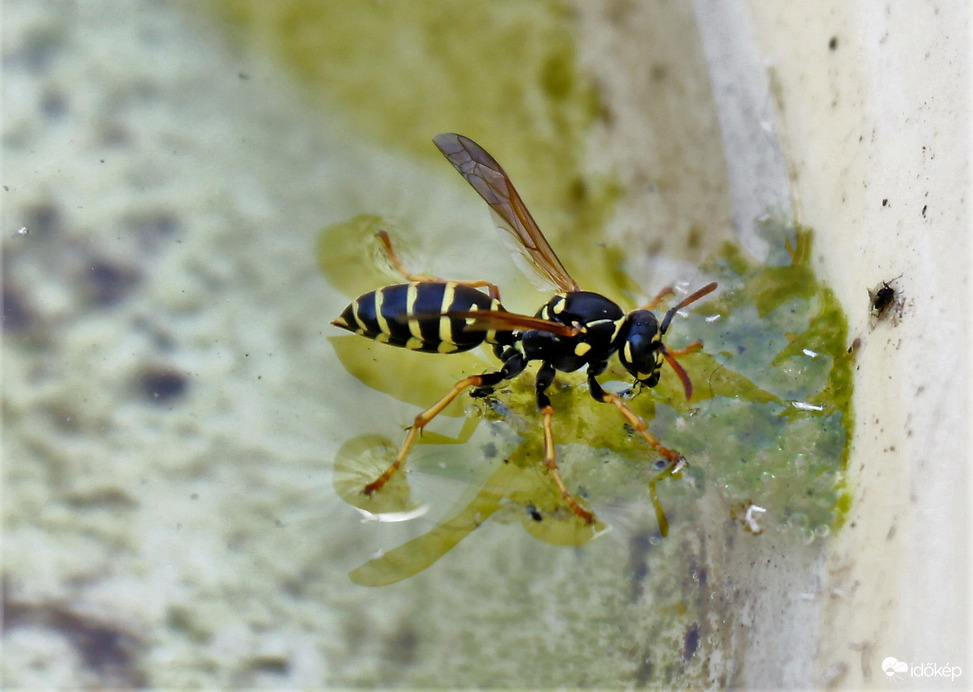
xmin=433 ymin=133 xmax=580 ymax=293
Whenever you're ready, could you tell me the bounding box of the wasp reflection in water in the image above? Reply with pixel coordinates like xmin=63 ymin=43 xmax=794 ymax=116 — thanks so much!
xmin=333 ymin=430 xmax=681 ymax=587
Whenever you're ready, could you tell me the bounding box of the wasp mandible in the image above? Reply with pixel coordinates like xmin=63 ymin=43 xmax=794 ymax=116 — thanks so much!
xmin=332 ymin=133 xmax=717 ymax=523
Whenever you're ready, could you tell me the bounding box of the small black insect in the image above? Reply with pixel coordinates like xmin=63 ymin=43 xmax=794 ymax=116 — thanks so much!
xmin=868 ymin=274 xmax=903 ymax=323
xmin=332 ymin=134 xmax=717 ymax=524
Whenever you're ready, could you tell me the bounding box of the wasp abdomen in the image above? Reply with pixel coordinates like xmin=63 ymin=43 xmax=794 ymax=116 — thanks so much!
xmin=332 ymin=282 xmax=503 ymax=354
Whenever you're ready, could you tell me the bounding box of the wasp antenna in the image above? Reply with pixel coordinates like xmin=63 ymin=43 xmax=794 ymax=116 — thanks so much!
xmin=660 ymin=282 xmax=718 ymax=334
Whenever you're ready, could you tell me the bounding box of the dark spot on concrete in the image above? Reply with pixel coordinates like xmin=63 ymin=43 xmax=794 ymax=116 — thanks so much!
xmin=628 ymin=530 xmax=658 ymax=602
xmin=85 ymin=259 xmax=141 ymax=306
xmin=3 ymin=593 xmax=145 ymax=687
xmin=127 ymin=210 xmax=180 ymax=250
xmin=100 ymin=122 xmax=132 ymax=146
xmin=249 ymin=655 xmax=290 ymax=675
xmin=2 ymin=284 xmax=34 ymax=331
xmin=138 ymin=366 xmax=188 ymax=403
xmin=634 ymin=652 xmax=654 ymax=686
xmin=14 ymin=28 xmax=64 ymax=73
xmin=40 ymin=89 xmax=68 ymax=118
xmin=63 ymin=487 xmax=139 ymax=509
xmin=683 ymin=622 xmax=701 ymax=660
xmin=385 ymin=620 xmax=419 ymax=667
xmin=829 ymin=36 xmax=838 ymax=50
xmin=24 ymin=201 xmax=62 ymax=236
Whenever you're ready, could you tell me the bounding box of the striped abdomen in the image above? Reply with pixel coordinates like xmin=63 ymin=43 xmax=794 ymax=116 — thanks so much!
xmin=332 ymin=282 xmax=507 ymax=354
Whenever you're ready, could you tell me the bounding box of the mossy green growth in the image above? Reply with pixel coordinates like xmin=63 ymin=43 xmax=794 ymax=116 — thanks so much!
xmin=214 ymin=0 xmax=597 ymax=159
xmin=655 ymin=222 xmax=855 ymax=537
xmin=212 ymin=0 xmax=625 ymax=293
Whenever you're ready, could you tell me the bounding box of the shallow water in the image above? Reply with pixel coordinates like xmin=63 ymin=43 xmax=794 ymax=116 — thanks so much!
xmin=2 ymin=1 xmax=854 ymax=687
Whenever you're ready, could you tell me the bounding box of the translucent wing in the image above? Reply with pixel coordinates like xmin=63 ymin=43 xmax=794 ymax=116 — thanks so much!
xmin=433 ymin=133 xmax=581 ymax=293
xmin=450 ymin=310 xmax=579 ymax=337
xmin=389 ymin=308 xmax=578 ymax=338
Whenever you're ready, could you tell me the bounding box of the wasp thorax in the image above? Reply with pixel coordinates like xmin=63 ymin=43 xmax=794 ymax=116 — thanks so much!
xmin=617 ymin=310 xmax=664 ymax=386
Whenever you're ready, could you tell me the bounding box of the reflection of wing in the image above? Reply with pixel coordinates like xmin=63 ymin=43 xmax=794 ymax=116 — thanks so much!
xmin=433 ymin=133 xmax=581 ymax=293
xmin=349 ymin=459 xmax=521 ymax=586
xmin=348 ymin=444 xmax=600 ymax=586
xmin=450 ymin=309 xmax=579 ymax=337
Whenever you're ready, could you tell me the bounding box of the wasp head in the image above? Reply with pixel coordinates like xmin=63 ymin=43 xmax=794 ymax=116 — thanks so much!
xmin=616 ymin=279 xmax=718 ymax=401
xmin=616 ymin=310 xmax=664 ymax=388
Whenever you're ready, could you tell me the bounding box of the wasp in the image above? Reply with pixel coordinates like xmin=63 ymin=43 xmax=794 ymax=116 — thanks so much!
xmin=332 ymin=133 xmax=717 ymax=523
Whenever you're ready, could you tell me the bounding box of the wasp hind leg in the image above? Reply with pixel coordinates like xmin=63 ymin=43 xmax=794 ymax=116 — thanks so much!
xmin=363 ymin=360 xmax=525 ymax=496
xmin=377 ymin=231 xmax=502 ymax=300
xmin=535 ymin=362 xmax=596 ymax=524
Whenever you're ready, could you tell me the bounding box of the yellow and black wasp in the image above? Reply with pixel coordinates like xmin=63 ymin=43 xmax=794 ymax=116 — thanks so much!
xmin=332 ymin=133 xmax=717 ymax=523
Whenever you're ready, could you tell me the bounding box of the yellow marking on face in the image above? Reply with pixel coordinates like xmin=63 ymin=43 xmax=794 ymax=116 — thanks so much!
xmin=610 ymin=317 xmax=626 ymax=343
xmin=623 ymin=341 xmax=634 ymax=365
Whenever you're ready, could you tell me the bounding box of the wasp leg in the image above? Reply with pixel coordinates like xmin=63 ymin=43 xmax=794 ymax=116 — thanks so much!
xmin=586 ymin=365 xmax=687 ymax=473
xmin=377 ymin=231 xmax=502 ymax=300
xmin=364 ymin=360 xmax=524 ymax=496
xmin=471 ymin=348 xmax=525 ymax=398
xmin=535 ymin=362 xmax=595 ymax=524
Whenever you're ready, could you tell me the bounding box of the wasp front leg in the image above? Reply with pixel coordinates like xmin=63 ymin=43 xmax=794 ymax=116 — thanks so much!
xmin=377 ymin=231 xmax=502 ymax=301
xmin=586 ymin=364 xmax=687 ymax=473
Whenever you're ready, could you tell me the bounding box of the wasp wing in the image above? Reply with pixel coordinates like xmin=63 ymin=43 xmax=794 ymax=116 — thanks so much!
xmin=397 ymin=308 xmax=578 ymax=337
xmin=433 ymin=133 xmax=581 ymax=293
xmin=450 ymin=310 xmax=579 ymax=337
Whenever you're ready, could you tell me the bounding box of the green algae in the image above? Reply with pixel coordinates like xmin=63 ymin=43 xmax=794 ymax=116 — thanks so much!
xmin=213 ymin=0 xmax=625 ymax=292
